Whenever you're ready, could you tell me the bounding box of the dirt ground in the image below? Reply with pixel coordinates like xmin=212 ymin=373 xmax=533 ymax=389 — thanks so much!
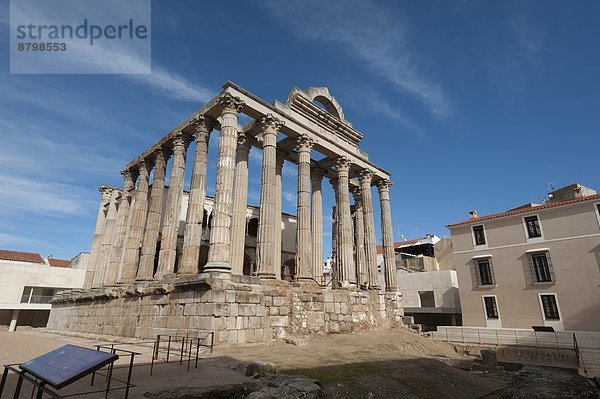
xmin=222 ymin=328 xmax=509 ymax=399
xmin=0 ymin=328 xmax=509 ymax=399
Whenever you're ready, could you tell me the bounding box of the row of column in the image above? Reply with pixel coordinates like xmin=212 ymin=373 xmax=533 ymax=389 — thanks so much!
xmin=85 ymin=93 xmax=397 ymax=292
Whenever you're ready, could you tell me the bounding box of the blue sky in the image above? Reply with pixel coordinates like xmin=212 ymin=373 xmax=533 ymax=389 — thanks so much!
xmin=0 ymin=0 xmax=598 ymax=259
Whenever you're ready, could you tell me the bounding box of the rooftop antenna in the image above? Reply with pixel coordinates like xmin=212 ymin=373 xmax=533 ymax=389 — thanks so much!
xmin=414 ymin=225 xmax=420 ymax=238
xmin=547 ymin=182 xmax=555 ymax=201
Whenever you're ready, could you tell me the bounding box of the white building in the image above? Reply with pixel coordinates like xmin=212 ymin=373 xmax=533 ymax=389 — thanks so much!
xmin=0 ymin=250 xmax=88 ymax=331
xmin=377 ymin=235 xmax=461 ymax=330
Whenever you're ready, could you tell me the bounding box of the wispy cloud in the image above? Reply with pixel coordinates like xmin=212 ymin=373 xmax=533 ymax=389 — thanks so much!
xmin=6 ymin=1 xmax=214 ymax=103
xmin=492 ymin=4 xmax=545 ymax=98
xmin=262 ymin=0 xmax=450 ymax=117
xmin=508 ymin=7 xmax=545 ymax=69
xmin=0 ymin=173 xmax=94 ymax=216
xmin=282 ymin=191 xmax=296 ymax=204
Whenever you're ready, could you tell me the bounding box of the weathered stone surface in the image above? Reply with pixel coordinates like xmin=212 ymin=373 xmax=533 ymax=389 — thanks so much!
xmin=48 ymin=277 xmax=404 ymax=346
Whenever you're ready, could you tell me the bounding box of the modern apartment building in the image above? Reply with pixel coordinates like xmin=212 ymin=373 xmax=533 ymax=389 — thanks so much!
xmin=448 ymin=183 xmax=600 ymax=332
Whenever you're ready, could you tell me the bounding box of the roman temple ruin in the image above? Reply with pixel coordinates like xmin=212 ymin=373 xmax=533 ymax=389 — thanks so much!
xmin=48 ymin=82 xmax=403 ymax=345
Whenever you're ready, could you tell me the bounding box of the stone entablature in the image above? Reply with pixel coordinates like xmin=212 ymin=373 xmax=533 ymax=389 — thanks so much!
xmin=49 ymin=276 xmax=403 ymax=345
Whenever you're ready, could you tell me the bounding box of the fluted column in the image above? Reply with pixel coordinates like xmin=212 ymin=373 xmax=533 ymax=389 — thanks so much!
xmin=84 ymin=186 xmax=112 ymax=288
xmin=330 ymin=178 xmax=339 ymax=287
xmin=230 ymin=133 xmax=252 ymax=275
xmin=205 ymin=94 xmax=244 ymax=273
xmin=93 ymin=188 xmax=120 ymax=287
xmin=137 ymin=149 xmax=167 ymax=280
xmin=104 ymin=171 xmax=135 ymax=285
xmin=120 ymin=161 xmax=150 ymax=283
xmin=256 ymin=114 xmax=283 ymax=279
xmin=311 ymin=168 xmax=325 ymax=282
xmin=360 ymin=169 xmax=380 ymax=289
xmin=335 ymin=157 xmax=356 ymax=287
xmin=273 ymin=150 xmax=285 ymax=279
xmin=180 ymin=116 xmax=214 ymax=275
xmin=377 ymin=179 xmax=397 ymax=291
xmin=352 ymin=188 xmax=368 ymax=288
xmin=156 ymin=133 xmax=191 ymax=277
xmin=295 ymin=135 xmax=313 ymax=281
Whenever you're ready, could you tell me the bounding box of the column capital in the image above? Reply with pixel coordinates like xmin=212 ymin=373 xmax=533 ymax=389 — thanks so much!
xmin=237 ymin=132 xmax=252 ymax=152
xmin=329 ymin=177 xmax=338 ymax=190
xmin=189 ymin=114 xmax=216 ymax=140
xmin=335 ymin=156 xmax=351 ymax=173
xmin=296 ymin=134 xmax=314 ymax=152
xmin=120 ymin=170 xmax=135 ymax=191
xmin=218 ymin=93 xmax=244 ymax=113
xmin=137 ymin=159 xmax=149 ymax=178
xmin=258 ymin=113 xmax=284 ymax=133
xmin=311 ymin=166 xmax=326 ymax=180
xmin=376 ymin=178 xmax=393 ymax=192
xmin=171 ymin=131 xmax=193 ymax=150
xmin=99 ymin=185 xmax=113 ymax=201
xmin=359 ymin=169 xmax=373 ymax=185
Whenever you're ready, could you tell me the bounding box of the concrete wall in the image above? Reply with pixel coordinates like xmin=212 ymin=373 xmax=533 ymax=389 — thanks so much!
xmin=0 ymin=260 xmax=86 ymax=306
xmin=450 ymin=200 xmax=600 ymax=331
xmin=397 ymin=270 xmax=461 ymax=311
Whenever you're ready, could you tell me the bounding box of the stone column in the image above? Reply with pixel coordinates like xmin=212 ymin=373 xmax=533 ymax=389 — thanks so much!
xmin=273 ymin=150 xmax=285 ymax=279
xmin=83 ymin=186 xmax=112 ymax=288
xmin=351 ymin=188 xmax=368 ymax=288
xmin=205 ymin=94 xmax=244 ymax=273
xmin=329 ymin=178 xmax=339 ymax=287
xmin=335 ymin=157 xmax=356 ymax=287
xmin=377 ymin=179 xmax=397 ymax=291
xmin=295 ymin=135 xmax=313 ymax=281
xmin=311 ymin=168 xmax=325 ymax=282
xmin=137 ymin=149 xmax=167 ymax=280
xmin=360 ymin=169 xmax=380 ymax=289
xmin=256 ymin=114 xmax=283 ymax=279
xmin=180 ymin=116 xmax=214 ymax=275
xmin=230 ymin=133 xmax=252 ymax=275
xmin=104 ymin=170 xmax=135 ymax=285
xmin=156 ymin=133 xmax=191 ymax=278
xmin=120 ymin=160 xmax=151 ymax=283
xmin=93 ymin=188 xmax=120 ymax=287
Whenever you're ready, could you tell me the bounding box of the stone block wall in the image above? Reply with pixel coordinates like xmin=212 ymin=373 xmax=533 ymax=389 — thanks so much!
xmin=48 ymin=274 xmax=403 ymax=346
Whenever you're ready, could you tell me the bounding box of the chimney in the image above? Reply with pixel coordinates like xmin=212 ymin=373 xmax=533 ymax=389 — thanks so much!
xmin=469 ymin=210 xmax=478 ymax=219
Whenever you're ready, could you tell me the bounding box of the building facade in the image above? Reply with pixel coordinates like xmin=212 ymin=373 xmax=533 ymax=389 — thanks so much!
xmin=448 ymin=184 xmax=600 ymax=332
xmin=376 ymin=235 xmax=460 ymax=330
xmin=0 ymin=250 xmax=87 ymax=331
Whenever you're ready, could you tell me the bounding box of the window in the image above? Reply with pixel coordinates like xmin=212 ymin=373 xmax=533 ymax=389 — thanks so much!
xmin=477 ymin=259 xmax=495 ymax=286
xmin=524 ymin=216 xmax=542 ymax=239
xmin=540 ymin=294 xmax=560 ymax=320
xmin=530 ymin=252 xmax=554 ymax=283
xmin=483 ymin=296 xmax=498 ymax=319
xmin=20 ymin=286 xmax=61 ymax=304
xmin=419 ymin=291 xmax=435 ymax=307
xmin=473 ymin=225 xmax=486 ymax=246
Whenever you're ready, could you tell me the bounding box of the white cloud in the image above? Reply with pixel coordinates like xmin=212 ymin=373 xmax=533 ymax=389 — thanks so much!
xmin=262 ymin=0 xmax=450 ymax=117
xmin=7 ymin=1 xmax=214 ymax=103
xmin=282 ymin=191 xmax=296 ymax=204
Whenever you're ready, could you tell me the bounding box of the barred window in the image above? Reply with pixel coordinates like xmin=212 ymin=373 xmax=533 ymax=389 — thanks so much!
xmin=473 ymin=225 xmax=486 ymax=246
xmin=540 ymin=294 xmax=560 ymax=320
xmin=530 ymin=252 xmax=554 ymax=283
xmin=524 ymin=216 xmax=542 ymax=238
xmin=474 ymin=258 xmax=495 ymax=286
xmin=484 ymin=296 xmax=498 ymax=319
